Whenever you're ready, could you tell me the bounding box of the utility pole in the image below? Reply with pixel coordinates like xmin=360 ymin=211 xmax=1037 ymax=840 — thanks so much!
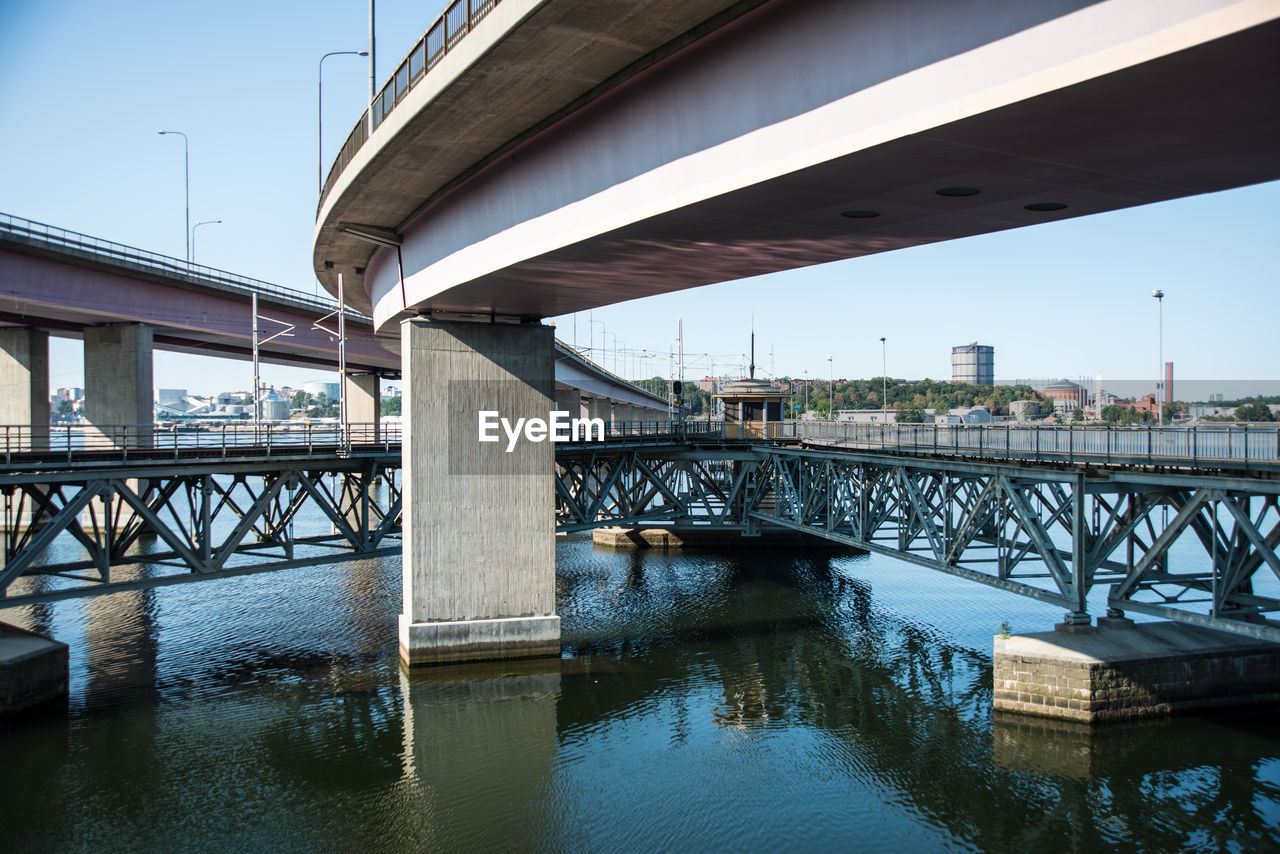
xmin=339 ymin=274 xmax=348 ymax=447
xmin=368 ymin=0 xmax=377 ymax=134
xmin=251 ymin=293 xmax=260 ymax=432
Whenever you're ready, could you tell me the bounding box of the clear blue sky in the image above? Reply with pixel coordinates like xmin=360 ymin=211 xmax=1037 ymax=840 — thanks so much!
xmin=2 ymin=1 xmax=1276 ymax=396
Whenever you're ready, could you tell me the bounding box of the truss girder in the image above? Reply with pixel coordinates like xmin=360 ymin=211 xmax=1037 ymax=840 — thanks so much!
xmin=555 ymin=445 xmax=1280 ymax=642
xmin=0 ymin=459 xmax=402 ymax=605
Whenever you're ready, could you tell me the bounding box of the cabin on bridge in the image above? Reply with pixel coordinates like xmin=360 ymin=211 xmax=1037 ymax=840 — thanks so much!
xmin=714 ymin=378 xmax=788 ymax=439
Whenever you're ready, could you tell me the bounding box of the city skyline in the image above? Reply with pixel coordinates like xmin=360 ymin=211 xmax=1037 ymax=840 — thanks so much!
xmin=2 ymin=1 xmax=1276 ymax=395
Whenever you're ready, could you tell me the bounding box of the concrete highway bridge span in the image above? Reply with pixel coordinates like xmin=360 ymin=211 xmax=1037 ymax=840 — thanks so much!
xmin=309 ymin=0 xmax=1280 ymax=677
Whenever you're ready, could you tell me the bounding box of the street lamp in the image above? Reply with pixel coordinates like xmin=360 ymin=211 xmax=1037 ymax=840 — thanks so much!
xmin=1152 ymin=289 xmax=1164 ymax=424
xmin=157 ymin=130 xmax=189 ymax=261
xmin=588 ymin=318 xmax=605 ymax=362
xmin=191 ymin=219 xmax=221 ymax=264
xmin=319 ymin=50 xmax=369 ymax=194
xmin=880 ymin=337 xmax=887 ymax=417
xmin=827 ymin=354 xmax=833 ymax=419
xmin=605 ymin=331 xmax=618 ymax=374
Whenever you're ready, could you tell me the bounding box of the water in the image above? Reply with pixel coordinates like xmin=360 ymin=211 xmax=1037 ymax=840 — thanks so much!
xmin=2 ymin=536 xmax=1278 ymax=852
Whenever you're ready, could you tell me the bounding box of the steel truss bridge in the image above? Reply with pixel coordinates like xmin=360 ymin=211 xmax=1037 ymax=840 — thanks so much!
xmin=0 ymin=425 xmax=402 ymax=607
xmin=558 ymin=424 xmax=1280 ymax=643
xmin=3 ymin=421 xmax=1279 ymax=644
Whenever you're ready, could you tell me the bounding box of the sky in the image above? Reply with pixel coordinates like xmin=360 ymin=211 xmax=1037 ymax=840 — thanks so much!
xmin=1 ymin=0 xmax=1276 ymax=397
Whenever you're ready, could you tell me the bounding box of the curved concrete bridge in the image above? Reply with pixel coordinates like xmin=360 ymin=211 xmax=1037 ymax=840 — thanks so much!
xmin=316 ymin=0 xmax=1280 ymax=327
xmin=313 ymin=0 xmax=1280 ymax=668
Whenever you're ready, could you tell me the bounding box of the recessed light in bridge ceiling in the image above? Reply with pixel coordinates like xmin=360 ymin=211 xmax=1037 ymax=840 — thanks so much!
xmin=935 ymin=187 xmax=980 ymax=197
xmin=1024 ymin=202 xmax=1068 ymax=212
xmin=840 ymin=210 xmax=880 ymax=218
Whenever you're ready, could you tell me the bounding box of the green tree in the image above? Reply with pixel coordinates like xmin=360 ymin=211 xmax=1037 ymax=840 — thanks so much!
xmin=1072 ymin=408 xmax=1084 ymax=422
xmin=381 ymin=396 xmax=401 ymax=416
xmin=894 ymin=402 xmax=925 ymax=423
xmin=1234 ymin=401 xmax=1276 ymax=422
xmin=1101 ymin=404 xmax=1125 ymax=425
xmin=291 ymin=390 xmax=312 ymax=411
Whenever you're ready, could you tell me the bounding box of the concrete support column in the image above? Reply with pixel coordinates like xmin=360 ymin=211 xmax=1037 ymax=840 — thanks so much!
xmin=585 ymin=396 xmax=610 ymax=423
xmin=399 ymin=318 xmax=559 ymax=666
xmin=0 ymin=328 xmax=49 ymax=450
xmin=553 ymin=387 xmax=580 ymax=419
xmin=84 ymin=324 xmax=153 ymax=449
xmin=345 ymin=372 xmax=381 ymax=442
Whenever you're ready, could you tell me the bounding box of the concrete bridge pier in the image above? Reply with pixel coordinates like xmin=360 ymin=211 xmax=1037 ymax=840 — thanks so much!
xmin=0 ymin=328 xmax=49 ymax=450
xmin=584 ymin=396 xmax=610 ymax=424
xmin=553 ymin=388 xmax=581 ymax=421
xmin=83 ymin=324 xmax=153 ymax=450
xmin=0 ymin=328 xmax=52 ymax=532
xmin=399 ymin=318 xmax=559 ymax=666
xmin=344 ymin=372 xmax=381 ymax=437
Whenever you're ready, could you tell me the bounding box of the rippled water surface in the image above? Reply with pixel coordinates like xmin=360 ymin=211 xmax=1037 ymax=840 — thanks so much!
xmin=2 ymin=535 xmax=1278 ymax=852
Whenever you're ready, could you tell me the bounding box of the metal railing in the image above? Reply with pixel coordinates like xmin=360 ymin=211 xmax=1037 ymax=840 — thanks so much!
xmin=320 ymin=0 xmax=502 ymax=209
xmin=0 ymin=419 xmax=723 ymax=465
xmin=0 ymin=422 xmax=400 ymax=465
xmin=0 ymin=211 xmax=370 ymax=320
xmin=587 ymin=420 xmax=724 ymax=442
xmin=791 ymin=421 xmax=1280 ymax=469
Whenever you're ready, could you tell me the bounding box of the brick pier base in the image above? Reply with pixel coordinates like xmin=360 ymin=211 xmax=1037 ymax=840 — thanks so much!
xmin=993 ymin=620 xmax=1280 ymax=722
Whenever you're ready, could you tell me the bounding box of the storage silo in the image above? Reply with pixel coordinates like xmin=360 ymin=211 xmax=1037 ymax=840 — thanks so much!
xmin=951 ymin=343 xmax=994 ymax=386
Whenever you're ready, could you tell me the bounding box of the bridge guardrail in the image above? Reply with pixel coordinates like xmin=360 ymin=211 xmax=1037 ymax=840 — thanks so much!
xmin=320 ymin=0 xmax=502 ymax=210
xmin=0 ymin=419 xmax=722 ymax=465
xmin=0 ymin=211 xmax=370 ymax=320
xmin=791 ymin=421 xmax=1280 ymax=468
xmin=1 ymin=422 xmax=401 ymax=464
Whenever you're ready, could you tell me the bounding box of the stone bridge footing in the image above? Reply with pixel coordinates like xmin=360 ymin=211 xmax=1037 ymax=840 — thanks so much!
xmin=0 ymin=622 xmax=67 ymax=715
xmin=994 ymin=620 xmax=1280 ymax=723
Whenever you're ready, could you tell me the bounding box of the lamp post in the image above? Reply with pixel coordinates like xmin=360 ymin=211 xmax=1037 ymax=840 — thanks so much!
xmin=1152 ymin=289 xmax=1164 ymax=424
xmin=191 ymin=219 xmax=221 ymax=264
xmin=157 ymin=130 xmax=189 ymax=261
xmin=588 ymin=318 xmax=605 ymax=363
xmin=880 ymin=337 xmax=887 ymax=418
xmin=827 ymin=354 xmax=833 ymax=419
xmin=605 ymin=331 xmax=618 ymax=374
xmin=319 ymin=50 xmax=369 ymax=194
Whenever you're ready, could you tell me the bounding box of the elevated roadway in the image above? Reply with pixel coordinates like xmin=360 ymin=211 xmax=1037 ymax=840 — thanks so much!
xmin=314 ymin=0 xmax=1280 ymax=329
xmin=0 ymin=212 xmax=669 ymax=415
xmin=312 ymin=0 xmax=1280 ymax=668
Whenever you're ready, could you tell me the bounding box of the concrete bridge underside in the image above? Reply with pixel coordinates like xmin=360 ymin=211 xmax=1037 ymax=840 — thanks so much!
xmin=312 ymin=0 xmax=1280 ymax=669
xmin=315 ymin=0 xmax=1280 ymax=327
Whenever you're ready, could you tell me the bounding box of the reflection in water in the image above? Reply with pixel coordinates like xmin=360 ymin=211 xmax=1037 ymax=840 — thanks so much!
xmin=0 ymin=535 xmax=1276 ymax=851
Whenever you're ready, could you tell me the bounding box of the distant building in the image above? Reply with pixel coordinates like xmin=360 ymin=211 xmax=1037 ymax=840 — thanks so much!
xmin=1009 ymin=400 xmax=1041 ymax=422
xmin=1042 ymin=379 xmax=1085 ymax=412
xmin=951 ymin=343 xmax=994 ymax=386
xmin=697 ymin=376 xmax=718 ymax=393
xmin=56 ymin=387 xmax=84 ymax=401
xmin=260 ymin=389 xmax=290 ymax=421
xmin=939 ymin=406 xmax=994 ymax=424
xmin=156 ymin=388 xmax=187 ymax=406
xmin=303 ymin=380 xmax=340 ymax=401
xmin=835 ymin=409 xmax=895 ymax=424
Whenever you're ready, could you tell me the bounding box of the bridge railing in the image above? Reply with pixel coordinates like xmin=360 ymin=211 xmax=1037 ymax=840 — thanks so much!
xmin=0 ymin=211 xmax=369 ymax=320
xmin=792 ymin=421 xmax=1280 ymax=468
xmin=0 ymin=422 xmax=401 ymax=464
xmin=591 ymin=420 xmax=724 ymax=442
xmin=321 ymin=0 xmax=503 ymax=209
